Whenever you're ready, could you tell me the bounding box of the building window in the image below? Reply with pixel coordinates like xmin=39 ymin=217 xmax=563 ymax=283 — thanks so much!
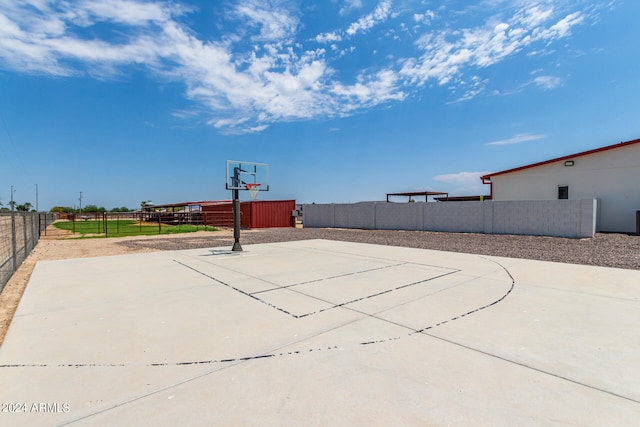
xmin=558 ymin=186 xmax=569 ymax=199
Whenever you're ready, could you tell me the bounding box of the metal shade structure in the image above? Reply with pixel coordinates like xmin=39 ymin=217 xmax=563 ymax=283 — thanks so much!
xmin=386 ymin=191 xmax=449 ymax=203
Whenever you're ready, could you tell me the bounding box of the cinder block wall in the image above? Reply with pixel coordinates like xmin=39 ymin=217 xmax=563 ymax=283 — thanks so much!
xmin=424 ymin=201 xmax=485 ymax=233
xmin=303 ymin=199 xmax=597 ymax=238
xmin=376 ymin=202 xmax=423 ymax=230
xmin=334 ymin=203 xmax=376 ymax=229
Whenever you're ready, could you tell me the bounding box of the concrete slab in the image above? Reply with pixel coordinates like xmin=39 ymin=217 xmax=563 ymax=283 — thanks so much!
xmin=0 ymin=239 xmax=638 ymax=426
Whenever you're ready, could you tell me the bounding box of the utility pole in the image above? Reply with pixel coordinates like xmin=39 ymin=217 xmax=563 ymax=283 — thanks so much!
xmin=79 ymin=191 xmax=83 ymax=213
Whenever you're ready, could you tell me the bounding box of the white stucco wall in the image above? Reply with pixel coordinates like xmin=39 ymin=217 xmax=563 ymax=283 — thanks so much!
xmin=488 ymin=142 xmax=640 ymax=233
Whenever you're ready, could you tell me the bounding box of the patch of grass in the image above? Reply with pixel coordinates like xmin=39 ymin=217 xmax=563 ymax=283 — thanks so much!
xmin=53 ymin=220 xmax=217 ymax=238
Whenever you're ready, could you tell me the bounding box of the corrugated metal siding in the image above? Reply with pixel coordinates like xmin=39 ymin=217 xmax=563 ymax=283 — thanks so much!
xmin=240 ymin=203 xmax=251 ymax=229
xmin=201 ymin=200 xmax=295 ymax=228
xmin=201 ymin=203 xmax=234 ymax=227
xmin=249 ymin=200 xmax=295 ymax=228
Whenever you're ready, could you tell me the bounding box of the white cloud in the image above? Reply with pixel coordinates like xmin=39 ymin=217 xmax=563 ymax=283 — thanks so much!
xmin=339 ymin=0 xmax=364 ymax=16
xmin=400 ymin=4 xmax=585 ymax=95
xmin=486 ymin=133 xmax=547 ymax=146
xmin=0 ymin=0 xmax=595 ymax=132
xmin=315 ymin=32 xmax=342 ymax=43
xmin=346 ymin=0 xmax=392 ymax=36
xmin=516 ymin=4 xmax=553 ymax=27
xmin=548 ymin=12 xmax=584 ymax=38
xmin=71 ymin=0 xmax=171 ymax=26
xmin=413 ymin=10 xmax=436 ymax=25
xmin=434 ymin=171 xmax=487 ymax=184
xmin=331 ymin=69 xmax=406 ymax=112
xmin=171 ymin=109 xmax=200 ymax=119
xmin=533 ymin=75 xmax=562 ymax=89
xmin=448 ymin=75 xmax=489 ymax=103
xmin=232 ymin=0 xmax=299 ymax=42
xmin=433 ymin=171 xmax=492 ymax=195
xmin=0 ymin=0 xmax=175 ymax=76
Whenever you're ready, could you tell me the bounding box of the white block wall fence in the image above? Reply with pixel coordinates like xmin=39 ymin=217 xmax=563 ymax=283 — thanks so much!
xmin=302 ymin=199 xmax=598 ymax=238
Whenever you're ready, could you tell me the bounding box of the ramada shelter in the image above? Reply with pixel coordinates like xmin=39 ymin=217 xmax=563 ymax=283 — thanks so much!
xmin=481 ymin=137 xmax=640 ymax=233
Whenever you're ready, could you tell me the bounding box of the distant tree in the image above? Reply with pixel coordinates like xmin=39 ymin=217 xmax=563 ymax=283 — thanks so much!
xmin=83 ymin=205 xmax=106 ymax=213
xmin=51 ymin=206 xmax=74 ymax=213
xmin=16 ymin=202 xmax=33 ymax=212
xmin=110 ymin=206 xmax=133 ymax=212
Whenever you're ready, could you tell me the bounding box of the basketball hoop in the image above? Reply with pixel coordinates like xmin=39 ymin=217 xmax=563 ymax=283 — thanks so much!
xmin=247 ymin=183 xmax=261 ymax=200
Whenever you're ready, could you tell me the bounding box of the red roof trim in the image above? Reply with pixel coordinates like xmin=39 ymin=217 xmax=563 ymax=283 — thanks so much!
xmin=480 ymin=137 xmax=640 ymax=182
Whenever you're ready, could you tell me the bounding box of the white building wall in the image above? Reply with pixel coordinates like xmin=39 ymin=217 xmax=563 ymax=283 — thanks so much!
xmin=490 ymin=143 xmax=640 ymax=233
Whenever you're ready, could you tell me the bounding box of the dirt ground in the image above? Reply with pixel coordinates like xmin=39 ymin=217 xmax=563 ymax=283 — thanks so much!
xmin=0 ymin=227 xmax=235 ymax=346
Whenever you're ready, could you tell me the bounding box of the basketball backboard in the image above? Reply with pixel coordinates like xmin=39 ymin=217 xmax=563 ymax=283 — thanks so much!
xmin=225 ymin=160 xmax=269 ymax=191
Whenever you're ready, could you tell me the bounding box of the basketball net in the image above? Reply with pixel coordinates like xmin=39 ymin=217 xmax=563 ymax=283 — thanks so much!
xmin=247 ymin=183 xmax=261 ymax=200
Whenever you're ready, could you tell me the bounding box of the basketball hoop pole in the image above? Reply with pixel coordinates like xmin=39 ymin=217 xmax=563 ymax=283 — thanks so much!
xmin=232 ymin=168 xmax=242 ymax=251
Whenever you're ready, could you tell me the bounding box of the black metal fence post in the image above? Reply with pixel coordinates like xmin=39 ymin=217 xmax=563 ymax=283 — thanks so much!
xmin=1 ymin=212 xmax=44 ymax=292
xmin=11 ymin=211 xmax=17 ymax=272
xmin=22 ymin=214 xmax=28 ymax=259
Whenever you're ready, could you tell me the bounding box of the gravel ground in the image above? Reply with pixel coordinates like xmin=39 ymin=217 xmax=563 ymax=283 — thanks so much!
xmin=119 ymin=227 xmax=640 ymax=270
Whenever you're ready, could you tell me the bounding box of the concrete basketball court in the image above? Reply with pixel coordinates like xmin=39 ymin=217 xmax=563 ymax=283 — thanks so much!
xmin=0 ymin=239 xmax=639 ymax=426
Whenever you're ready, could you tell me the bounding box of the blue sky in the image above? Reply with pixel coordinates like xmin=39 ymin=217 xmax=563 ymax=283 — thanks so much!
xmin=1 ymin=0 xmax=639 ymax=210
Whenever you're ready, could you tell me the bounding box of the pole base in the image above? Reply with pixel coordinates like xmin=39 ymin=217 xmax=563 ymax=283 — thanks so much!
xmin=232 ymin=241 xmax=243 ymax=252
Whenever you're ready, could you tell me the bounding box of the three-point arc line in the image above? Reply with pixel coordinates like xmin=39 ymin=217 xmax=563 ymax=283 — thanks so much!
xmin=0 ymin=257 xmax=514 ymax=369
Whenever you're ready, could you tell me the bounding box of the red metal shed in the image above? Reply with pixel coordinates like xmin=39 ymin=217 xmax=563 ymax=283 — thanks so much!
xmin=200 ymin=201 xmax=234 ymax=227
xmin=201 ymin=200 xmax=295 ymax=229
xmin=245 ymin=200 xmax=296 ymax=228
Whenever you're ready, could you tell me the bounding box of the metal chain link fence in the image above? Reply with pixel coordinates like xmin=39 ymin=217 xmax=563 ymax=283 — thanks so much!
xmin=0 ymin=212 xmax=56 ymax=292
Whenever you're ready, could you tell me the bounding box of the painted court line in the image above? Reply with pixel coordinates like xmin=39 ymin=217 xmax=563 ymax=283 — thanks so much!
xmin=176 ymin=257 xmax=461 ymax=319
xmin=0 ymin=252 xmax=514 ymax=369
xmin=2 ymin=240 xmax=639 ymax=427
